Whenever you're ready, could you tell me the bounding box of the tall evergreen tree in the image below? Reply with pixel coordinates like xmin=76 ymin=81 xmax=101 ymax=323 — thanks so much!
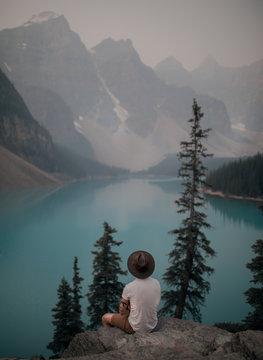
xmin=47 ymin=277 xmax=73 ymax=356
xmin=86 ymin=221 xmax=127 ymax=330
xmin=161 ymin=99 xmax=215 ymax=321
xmin=244 ymin=205 xmax=263 ymax=330
xmin=71 ymin=256 xmax=85 ymax=335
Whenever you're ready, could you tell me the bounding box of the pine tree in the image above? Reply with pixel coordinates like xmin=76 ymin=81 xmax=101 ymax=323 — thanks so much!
xmin=71 ymin=256 xmax=85 ymax=335
xmin=47 ymin=277 xmax=73 ymax=356
xmin=161 ymin=99 xmax=215 ymax=322
xmin=86 ymin=221 xmax=127 ymax=330
xmin=244 ymin=205 xmax=263 ymax=330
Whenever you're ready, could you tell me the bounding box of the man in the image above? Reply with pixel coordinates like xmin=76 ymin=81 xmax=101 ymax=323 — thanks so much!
xmin=102 ymin=250 xmax=161 ymax=334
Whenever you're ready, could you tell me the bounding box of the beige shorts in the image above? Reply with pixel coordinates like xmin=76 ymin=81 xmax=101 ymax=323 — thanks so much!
xmin=111 ymin=314 xmax=135 ymax=334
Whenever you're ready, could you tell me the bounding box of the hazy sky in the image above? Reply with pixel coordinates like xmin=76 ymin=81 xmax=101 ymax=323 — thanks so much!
xmin=0 ymin=0 xmax=262 ymax=70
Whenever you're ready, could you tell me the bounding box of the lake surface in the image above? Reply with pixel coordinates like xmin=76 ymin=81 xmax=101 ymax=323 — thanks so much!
xmin=0 ymin=177 xmax=262 ymax=357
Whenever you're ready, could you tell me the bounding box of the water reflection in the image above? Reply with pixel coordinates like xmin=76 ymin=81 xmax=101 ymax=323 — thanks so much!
xmin=151 ymin=178 xmax=263 ymax=229
xmin=0 ymin=187 xmax=61 ymax=234
xmin=205 ymin=194 xmax=263 ymax=229
xmin=149 ymin=177 xmax=183 ymax=195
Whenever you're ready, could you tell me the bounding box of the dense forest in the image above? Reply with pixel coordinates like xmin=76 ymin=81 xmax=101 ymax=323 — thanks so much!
xmin=206 ymin=153 xmax=263 ymax=198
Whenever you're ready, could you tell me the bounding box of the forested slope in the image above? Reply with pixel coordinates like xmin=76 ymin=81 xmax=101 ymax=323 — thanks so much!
xmin=206 ymin=153 xmax=263 ymax=198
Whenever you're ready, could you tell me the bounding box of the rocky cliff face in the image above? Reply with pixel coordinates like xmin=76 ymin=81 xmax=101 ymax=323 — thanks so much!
xmin=0 ymin=68 xmax=57 ymax=172
xmin=0 ymin=12 xmax=98 ymax=160
xmin=92 ymin=38 xmax=165 ymax=137
xmin=156 ymin=57 xmax=263 ymax=132
xmin=61 ymin=318 xmax=263 ymax=360
xmin=0 ymin=12 xmax=103 ymax=117
xmin=20 ymin=85 xmax=94 ymax=159
xmin=84 ymin=38 xmax=238 ymax=169
xmin=92 ymin=38 xmax=232 ymax=137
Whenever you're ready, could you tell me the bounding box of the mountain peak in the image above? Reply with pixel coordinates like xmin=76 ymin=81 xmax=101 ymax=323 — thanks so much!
xmin=92 ymin=37 xmax=141 ymax=64
xmin=23 ymin=11 xmax=62 ymax=27
xmin=93 ymin=38 xmax=135 ymax=54
xmin=194 ymin=56 xmax=220 ymax=72
xmin=154 ymin=56 xmax=191 ymax=87
xmin=155 ymin=57 xmax=185 ymax=71
xmin=202 ymin=56 xmax=219 ymax=66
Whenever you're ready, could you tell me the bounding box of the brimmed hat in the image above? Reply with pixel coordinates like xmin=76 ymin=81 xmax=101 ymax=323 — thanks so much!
xmin=127 ymin=250 xmax=155 ymax=279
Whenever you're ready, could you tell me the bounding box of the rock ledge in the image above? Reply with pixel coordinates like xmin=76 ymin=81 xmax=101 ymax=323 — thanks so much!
xmin=62 ymin=317 xmax=263 ymax=360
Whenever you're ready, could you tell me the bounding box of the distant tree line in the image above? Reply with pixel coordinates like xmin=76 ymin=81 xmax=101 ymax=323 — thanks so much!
xmin=206 ymin=153 xmax=263 ymax=198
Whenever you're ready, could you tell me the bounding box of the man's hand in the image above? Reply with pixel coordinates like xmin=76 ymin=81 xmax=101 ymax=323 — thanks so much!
xmin=119 ymin=297 xmax=130 ymax=316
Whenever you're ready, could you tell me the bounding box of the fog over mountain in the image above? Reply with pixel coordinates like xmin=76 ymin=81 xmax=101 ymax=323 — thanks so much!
xmin=0 ymin=63 xmax=128 ymax=190
xmin=155 ymin=56 xmax=263 ymax=132
xmin=0 ymin=12 xmax=262 ymax=171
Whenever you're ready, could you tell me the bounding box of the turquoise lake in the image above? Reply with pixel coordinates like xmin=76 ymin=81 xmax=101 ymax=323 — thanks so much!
xmin=0 ymin=177 xmax=262 ymax=357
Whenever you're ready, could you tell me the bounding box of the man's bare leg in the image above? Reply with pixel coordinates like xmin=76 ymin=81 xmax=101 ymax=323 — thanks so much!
xmin=102 ymin=313 xmax=114 ymax=328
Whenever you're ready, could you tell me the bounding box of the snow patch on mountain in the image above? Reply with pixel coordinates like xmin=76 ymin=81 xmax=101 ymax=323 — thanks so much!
xmin=112 ymin=96 xmax=129 ymax=123
xmin=3 ymin=62 xmax=11 ymax=72
xmin=23 ymin=11 xmax=60 ymax=27
xmin=97 ymin=70 xmax=129 ymax=124
xmin=102 ymin=82 xmax=129 ymax=124
xmin=232 ymin=123 xmax=246 ymax=131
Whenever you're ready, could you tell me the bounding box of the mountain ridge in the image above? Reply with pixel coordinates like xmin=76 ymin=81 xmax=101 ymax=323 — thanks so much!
xmin=155 ymin=56 xmax=263 ymax=132
xmin=1 ymin=12 xmax=262 ymax=171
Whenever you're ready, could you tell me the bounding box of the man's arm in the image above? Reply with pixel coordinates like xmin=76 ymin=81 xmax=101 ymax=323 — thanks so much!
xmin=119 ymin=297 xmax=130 ymax=315
xmin=102 ymin=297 xmax=130 ymax=328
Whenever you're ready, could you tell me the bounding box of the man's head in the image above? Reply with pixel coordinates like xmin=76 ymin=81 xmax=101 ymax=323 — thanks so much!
xmin=127 ymin=250 xmax=155 ymax=279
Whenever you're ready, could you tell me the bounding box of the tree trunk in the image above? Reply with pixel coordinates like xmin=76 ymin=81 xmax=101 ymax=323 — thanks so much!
xmin=175 ymin=116 xmax=197 ymax=319
xmin=175 ymin=240 xmax=194 ymax=318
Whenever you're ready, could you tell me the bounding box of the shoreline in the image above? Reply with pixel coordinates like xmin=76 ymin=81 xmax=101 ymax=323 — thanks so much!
xmin=202 ymin=188 xmax=263 ymax=202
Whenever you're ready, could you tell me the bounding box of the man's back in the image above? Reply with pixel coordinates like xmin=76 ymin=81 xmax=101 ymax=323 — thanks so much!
xmin=122 ymin=277 xmax=160 ymax=331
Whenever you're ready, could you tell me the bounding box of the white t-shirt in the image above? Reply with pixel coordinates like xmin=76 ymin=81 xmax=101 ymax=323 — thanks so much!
xmin=122 ymin=277 xmax=161 ymax=332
